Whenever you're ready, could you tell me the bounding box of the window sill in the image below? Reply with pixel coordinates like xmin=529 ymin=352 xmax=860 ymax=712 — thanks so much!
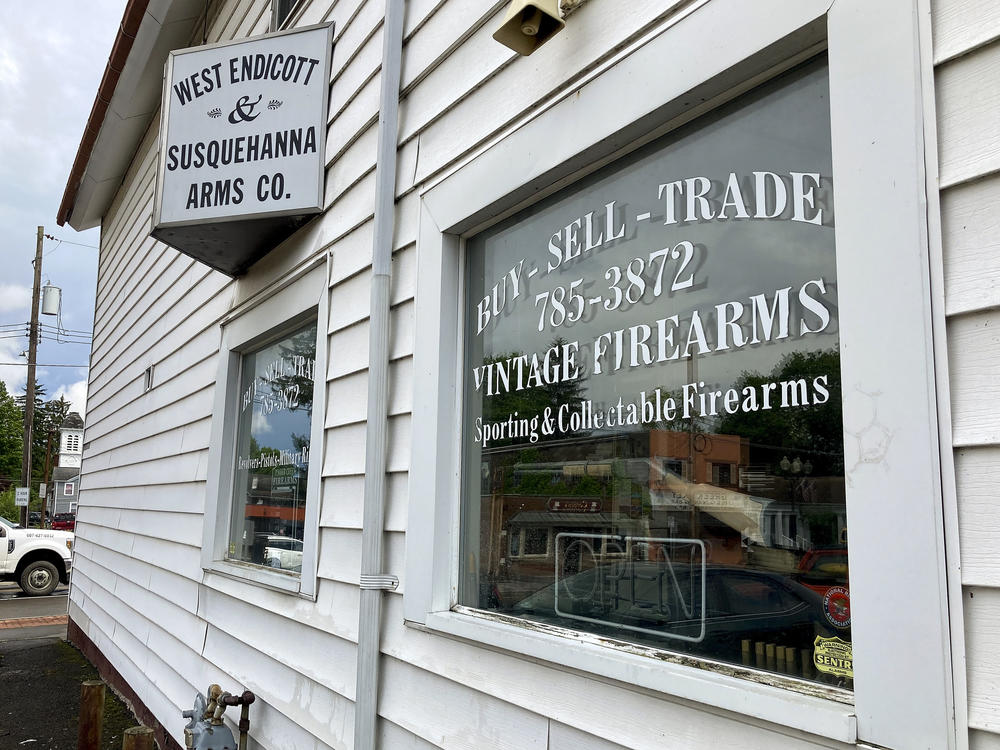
xmin=203 ymin=559 xmax=304 ymax=596
xmin=414 ymin=608 xmax=857 ymax=744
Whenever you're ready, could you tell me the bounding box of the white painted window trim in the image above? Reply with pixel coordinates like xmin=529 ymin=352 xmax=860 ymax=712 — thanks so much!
xmin=202 ymin=254 xmax=330 ymax=600
xmin=271 ymin=0 xmax=305 ymax=31
xmin=405 ymin=0 xmax=959 ymax=747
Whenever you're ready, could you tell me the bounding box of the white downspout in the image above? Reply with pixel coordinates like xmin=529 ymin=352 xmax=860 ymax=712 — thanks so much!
xmin=355 ymin=1 xmax=405 ymax=748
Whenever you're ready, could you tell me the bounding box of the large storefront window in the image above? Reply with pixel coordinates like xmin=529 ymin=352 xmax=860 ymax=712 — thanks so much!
xmin=460 ymin=60 xmax=851 ymax=684
xmin=228 ymin=319 xmax=317 ymax=573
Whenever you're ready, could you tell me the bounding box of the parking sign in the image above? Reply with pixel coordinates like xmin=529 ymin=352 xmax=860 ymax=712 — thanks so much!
xmin=15 ymin=487 xmax=29 ymax=506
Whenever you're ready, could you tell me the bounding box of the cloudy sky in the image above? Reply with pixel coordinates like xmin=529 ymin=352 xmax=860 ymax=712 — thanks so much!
xmin=0 ymin=1 xmax=128 ymax=416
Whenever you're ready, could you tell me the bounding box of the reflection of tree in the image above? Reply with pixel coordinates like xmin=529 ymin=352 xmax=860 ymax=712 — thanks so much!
xmin=267 ymin=324 xmax=317 ymax=417
xmin=482 ymin=337 xmax=587 ymax=443
xmin=248 ymin=436 xmax=280 ymax=475
xmin=717 ymin=348 xmax=843 ymax=474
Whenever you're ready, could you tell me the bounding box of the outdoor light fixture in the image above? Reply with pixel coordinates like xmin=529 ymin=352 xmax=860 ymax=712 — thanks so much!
xmin=493 ymin=0 xmax=565 ymax=56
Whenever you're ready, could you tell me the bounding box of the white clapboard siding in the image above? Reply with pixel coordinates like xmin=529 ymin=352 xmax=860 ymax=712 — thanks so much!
xmin=379 ymin=653 xmax=848 ymax=750
xmin=399 ymin=0 xmax=505 ymax=93
xmin=936 ymin=40 xmax=1000 ymax=188
xmin=327 ymin=0 xmax=383 ymax=108
xmin=329 ymin=29 xmax=381 ymax=125
xmin=87 ymin=269 xmax=228 ymax=398
xmin=327 ymin=245 xmax=417 ymax=332
xmin=932 ymin=0 xmax=1000 ymax=63
xmin=380 ymin=656 xmax=549 ymax=750
xmin=92 ymin=249 xmax=204 ymax=366
xmin=92 ymin=252 xmax=195 ymax=362
xmin=316 ymin=527 xmax=406 ymax=591
xmin=549 ymin=723 xmax=632 ymax=750
xmin=940 ymin=174 xmax=1000 ymax=316
xmin=85 ymin=327 xmax=219 ymax=427
xmin=325 ymin=358 xmax=413 ymax=428
xmin=327 ymin=121 xmax=379 ymax=206
xmin=86 ymin=357 xmax=217 ymax=442
xmin=94 ymin=145 xmax=160 ymax=299
xmin=202 ymin=625 xmax=356 ymax=749
xmin=94 ymin=200 xmax=161 ymax=323
xmin=322 ymin=169 xmax=378 ymax=244
xmin=320 ymin=413 xmax=410 ymax=476
xmin=203 ymin=571 xmax=362 ymax=644
xmin=87 ymin=420 xmax=211 ymax=475
xmin=964 ymin=588 xmax=1000 ymax=733
xmin=326 ymin=300 xmax=415 ymax=380
xmin=408 ymin=3 xmax=688 ymax=187
xmin=198 ymin=586 xmax=359 ymax=700
xmin=933 ymin=4 xmax=1000 ymax=748
xmin=378 ymin=719 xmax=441 ymax=750
xmin=946 ymin=311 xmax=1000 ymax=447
xmin=83 ymin=387 xmax=215 ymax=455
xmin=972 ymin=729 xmax=1000 ymax=750
xmin=75 ymin=482 xmax=205 ymax=513
xmin=955 ymin=446 xmax=1000 ymax=587
xmin=319 ymin=471 xmax=408 ymax=531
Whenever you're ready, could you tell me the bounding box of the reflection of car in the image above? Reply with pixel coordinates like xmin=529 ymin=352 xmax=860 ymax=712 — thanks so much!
xmin=795 ymin=548 xmax=848 ymax=595
xmin=52 ymin=513 xmax=76 ymax=531
xmin=262 ymin=535 xmax=303 ymax=572
xmin=507 ymin=563 xmax=840 ymax=662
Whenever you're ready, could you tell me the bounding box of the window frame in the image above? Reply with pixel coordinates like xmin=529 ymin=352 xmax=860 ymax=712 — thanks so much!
xmin=404 ymin=0 xmax=960 ymax=748
xmin=202 ymin=255 xmax=329 ymax=599
xmin=271 ymin=0 xmax=304 ymax=31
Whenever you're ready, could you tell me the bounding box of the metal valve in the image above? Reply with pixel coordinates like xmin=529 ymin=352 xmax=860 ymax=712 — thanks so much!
xmin=182 ymin=685 xmax=256 ymax=750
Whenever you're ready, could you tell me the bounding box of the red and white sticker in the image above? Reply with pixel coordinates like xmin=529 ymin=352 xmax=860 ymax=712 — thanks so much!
xmin=823 ymin=586 xmax=851 ymax=629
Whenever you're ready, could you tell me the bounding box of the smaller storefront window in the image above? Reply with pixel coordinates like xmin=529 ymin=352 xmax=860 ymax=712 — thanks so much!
xmin=228 ymin=320 xmax=317 ymax=573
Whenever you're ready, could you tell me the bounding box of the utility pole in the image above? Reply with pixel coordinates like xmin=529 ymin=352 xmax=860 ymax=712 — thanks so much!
xmin=20 ymin=226 xmax=43 ymax=527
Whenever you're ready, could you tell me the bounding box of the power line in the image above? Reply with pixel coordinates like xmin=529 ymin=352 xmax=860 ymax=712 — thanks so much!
xmin=42 ymin=234 xmax=99 ymax=250
xmin=39 ymin=323 xmax=92 ymax=335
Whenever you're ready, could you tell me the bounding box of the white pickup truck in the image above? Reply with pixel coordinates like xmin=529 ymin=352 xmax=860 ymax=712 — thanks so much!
xmin=0 ymin=515 xmax=73 ymax=596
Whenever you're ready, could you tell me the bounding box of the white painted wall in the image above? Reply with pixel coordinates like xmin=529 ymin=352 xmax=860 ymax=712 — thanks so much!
xmin=68 ymin=0 xmax=995 ymax=747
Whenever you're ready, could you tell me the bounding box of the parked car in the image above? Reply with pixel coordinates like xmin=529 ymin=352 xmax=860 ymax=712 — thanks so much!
xmin=51 ymin=513 xmax=76 ymax=531
xmin=28 ymin=511 xmax=41 ymax=525
xmin=261 ymin=535 xmax=303 ymax=572
xmin=507 ymin=562 xmax=843 ymax=663
xmin=794 ymin=547 xmax=848 ymax=596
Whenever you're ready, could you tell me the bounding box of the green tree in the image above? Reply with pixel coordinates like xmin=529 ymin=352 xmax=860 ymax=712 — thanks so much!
xmin=717 ymin=348 xmax=843 ymax=475
xmin=0 ymin=383 xmax=22 ymax=491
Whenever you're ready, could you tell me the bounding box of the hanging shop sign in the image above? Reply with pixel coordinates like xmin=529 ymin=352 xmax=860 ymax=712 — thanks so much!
xmin=152 ymin=23 xmax=333 ymax=276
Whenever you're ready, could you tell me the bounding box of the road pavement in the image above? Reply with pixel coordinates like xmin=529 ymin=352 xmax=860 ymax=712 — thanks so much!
xmin=0 ymin=582 xmax=70 ymax=642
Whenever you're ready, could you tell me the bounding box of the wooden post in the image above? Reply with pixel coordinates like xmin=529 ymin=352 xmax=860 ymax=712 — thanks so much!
xmin=801 ymin=648 xmax=813 ymax=680
xmin=775 ymin=645 xmax=786 ymax=674
xmin=122 ymin=726 xmax=155 ymax=750
xmin=741 ymin=639 xmax=752 ymax=666
xmin=765 ymin=643 xmax=776 ymax=672
xmin=754 ymin=641 xmax=765 ymax=669
xmin=78 ymin=680 xmax=106 ymax=750
xmin=785 ymin=646 xmax=797 ymax=676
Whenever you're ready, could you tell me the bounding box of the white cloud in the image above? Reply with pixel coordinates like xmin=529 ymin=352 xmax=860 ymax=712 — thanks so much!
xmin=53 ymin=378 xmax=89 ymax=419
xmin=0 ymin=339 xmax=26 ymax=394
xmin=252 ymin=410 xmax=272 ymax=435
xmin=0 ymin=283 xmax=30 ymax=314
